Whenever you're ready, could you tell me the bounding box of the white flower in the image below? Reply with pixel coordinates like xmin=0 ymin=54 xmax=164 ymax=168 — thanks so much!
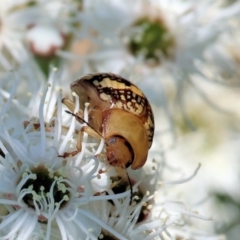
xmin=0 ymin=62 xmax=226 ymax=239
xmin=75 ymin=0 xmax=240 ymax=72
xmin=0 ymin=130 xmax=103 ymax=239
xmin=0 ymin=80 xmax=100 ymax=239
xmin=92 ymin=161 xmax=224 ymax=240
xmin=0 ymin=74 xmax=130 ymax=239
xmin=25 ymin=0 xmax=81 ymax=58
xmin=27 ymin=24 xmax=65 ymax=57
xmin=0 ymin=0 xmax=81 ymax=70
xmin=0 ymin=0 xmax=37 ymax=69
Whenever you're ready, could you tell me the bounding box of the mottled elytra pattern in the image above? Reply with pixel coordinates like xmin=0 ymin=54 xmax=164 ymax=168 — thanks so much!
xmin=78 ymin=73 xmax=154 ymax=147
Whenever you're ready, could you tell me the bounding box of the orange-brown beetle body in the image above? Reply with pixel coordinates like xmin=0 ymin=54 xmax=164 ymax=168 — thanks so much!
xmin=63 ymin=73 xmax=154 ymax=170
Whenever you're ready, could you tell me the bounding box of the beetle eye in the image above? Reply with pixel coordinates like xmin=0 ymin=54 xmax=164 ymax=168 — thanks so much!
xmin=107 ymin=138 xmax=116 ymax=144
xmin=105 ymin=135 xmax=134 ymax=168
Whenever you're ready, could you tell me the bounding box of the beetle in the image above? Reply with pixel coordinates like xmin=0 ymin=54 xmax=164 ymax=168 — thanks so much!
xmin=62 ymin=72 xmax=154 ymax=170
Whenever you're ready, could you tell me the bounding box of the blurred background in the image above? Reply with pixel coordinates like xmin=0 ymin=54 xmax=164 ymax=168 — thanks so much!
xmin=1 ymin=0 xmax=240 ymax=239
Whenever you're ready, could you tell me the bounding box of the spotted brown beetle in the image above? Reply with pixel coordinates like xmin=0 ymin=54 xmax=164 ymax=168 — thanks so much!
xmin=62 ymin=72 xmax=154 ymax=170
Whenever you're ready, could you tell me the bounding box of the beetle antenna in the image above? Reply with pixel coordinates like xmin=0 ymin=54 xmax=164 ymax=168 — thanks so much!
xmin=65 ymin=110 xmax=103 ymax=138
xmin=125 ymin=169 xmax=133 ymax=205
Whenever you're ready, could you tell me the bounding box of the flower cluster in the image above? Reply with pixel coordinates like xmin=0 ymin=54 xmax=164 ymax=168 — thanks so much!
xmin=0 ymin=69 xmax=223 ymax=240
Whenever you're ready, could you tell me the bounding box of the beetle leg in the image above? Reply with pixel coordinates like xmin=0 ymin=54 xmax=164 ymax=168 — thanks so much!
xmin=76 ymin=128 xmax=83 ymax=151
xmin=81 ymin=126 xmax=102 ymax=139
xmin=58 ymin=150 xmax=79 ymax=158
xmin=62 ymin=98 xmax=75 ymax=112
xmin=58 ymin=129 xmax=83 ymax=158
xmin=59 ymin=125 xmax=98 ymax=158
